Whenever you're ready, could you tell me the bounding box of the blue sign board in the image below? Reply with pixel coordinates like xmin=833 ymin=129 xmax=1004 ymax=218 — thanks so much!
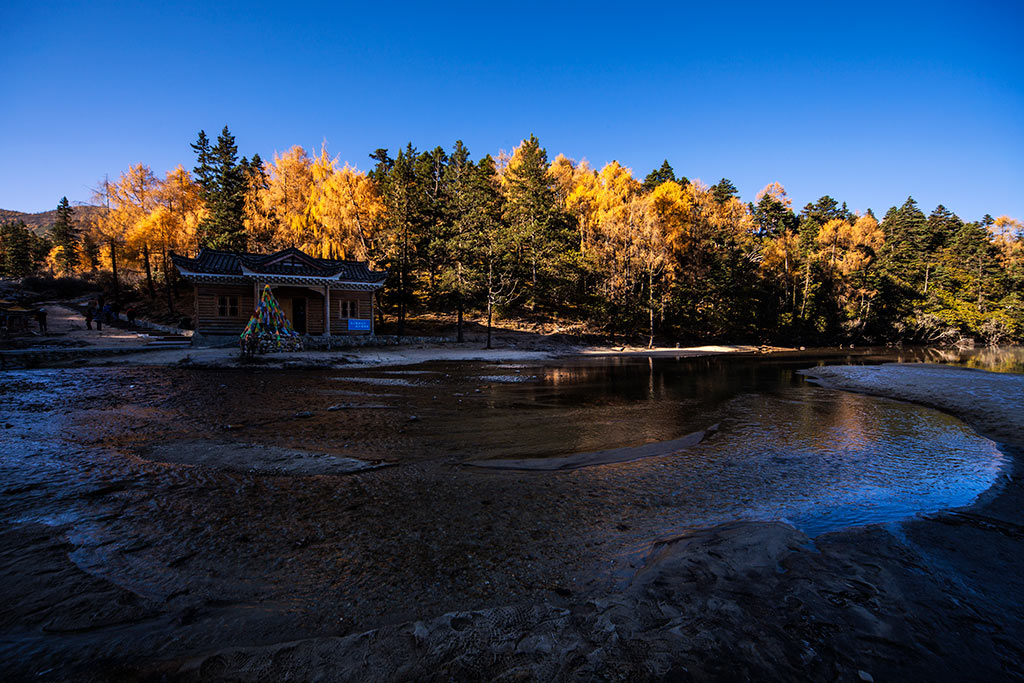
xmin=347 ymin=318 xmax=371 ymax=331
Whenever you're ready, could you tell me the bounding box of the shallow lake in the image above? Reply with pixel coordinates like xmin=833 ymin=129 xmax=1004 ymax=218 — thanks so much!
xmin=356 ymin=349 xmax=1009 ymax=537
xmin=0 ymin=347 xmax=1013 ymax=633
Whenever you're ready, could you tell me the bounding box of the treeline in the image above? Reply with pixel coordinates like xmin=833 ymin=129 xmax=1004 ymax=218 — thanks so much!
xmin=2 ymin=126 xmax=1022 ymax=345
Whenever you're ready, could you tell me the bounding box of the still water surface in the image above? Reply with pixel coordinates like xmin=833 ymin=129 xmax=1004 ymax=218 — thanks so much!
xmin=385 ymin=350 xmax=1008 ymax=535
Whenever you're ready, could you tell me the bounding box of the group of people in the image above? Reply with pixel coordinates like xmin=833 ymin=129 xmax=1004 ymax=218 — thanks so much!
xmin=84 ymin=296 xmax=137 ymax=331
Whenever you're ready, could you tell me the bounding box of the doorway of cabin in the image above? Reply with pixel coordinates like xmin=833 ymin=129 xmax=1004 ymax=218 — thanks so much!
xmin=292 ymin=297 xmax=307 ymax=334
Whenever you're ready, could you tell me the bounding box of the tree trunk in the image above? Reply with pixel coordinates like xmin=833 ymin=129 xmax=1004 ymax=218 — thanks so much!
xmin=456 ymin=261 xmax=464 ymax=343
xmin=162 ymin=245 xmax=175 ymax=315
xmin=109 ymin=240 xmax=120 ymax=299
xmin=486 ymin=261 xmax=494 ymax=350
xmin=530 ymin=233 xmax=537 ymax=310
xmin=800 ymin=262 xmax=811 ymax=320
xmin=143 ymin=244 xmax=156 ymax=299
xmin=457 ymin=297 xmax=464 ymax=343
xmin=486 ymin=297 xmax=493 ymax=350
xmin=977 ymin=253 xmax=983 ymax=309
xmin=648 ymin=271 xmax=655 ymax=349
xmin=398 ymin=224 xmax=408 ymax=337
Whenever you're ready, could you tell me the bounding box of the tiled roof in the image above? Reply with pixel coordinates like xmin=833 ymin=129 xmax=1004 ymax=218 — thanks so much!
xmin=171 ymin=247 xmax=387 ymax=282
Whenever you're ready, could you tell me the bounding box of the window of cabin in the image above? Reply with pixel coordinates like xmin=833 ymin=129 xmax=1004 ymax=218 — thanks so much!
xmin=339 ymin=299 xmax=357 ymax=318
xmin=218 ymin=295 xmax=239 ymax=317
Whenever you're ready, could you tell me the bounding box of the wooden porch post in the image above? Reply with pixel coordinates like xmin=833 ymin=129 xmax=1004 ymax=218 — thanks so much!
xmin=370 ymin=291 xmax=375 ymax=336
xmin=193 ymin=282 xmax=200 ymax=335
xmin=324 ymin=284 xmax=331 ymax=337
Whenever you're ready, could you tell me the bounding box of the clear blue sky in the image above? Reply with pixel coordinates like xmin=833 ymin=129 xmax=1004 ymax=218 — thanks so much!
xmin=2 ymin=0 xmax=1022 ymax=222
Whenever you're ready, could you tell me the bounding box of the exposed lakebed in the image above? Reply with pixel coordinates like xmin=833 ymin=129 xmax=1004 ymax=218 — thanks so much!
xmin=0 ymin=349 xmax=1015 ymax=677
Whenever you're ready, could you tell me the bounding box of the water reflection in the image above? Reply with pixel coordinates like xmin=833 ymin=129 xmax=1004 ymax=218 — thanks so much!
xmin=409 ymin=354 xmax=1005 ymax=535
xmin=768 ymin=344 xmax=1024 ymax=374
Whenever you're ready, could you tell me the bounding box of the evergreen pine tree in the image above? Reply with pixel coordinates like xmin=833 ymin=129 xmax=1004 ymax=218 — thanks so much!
xmin=50 ymin=196 xmax=79 ymax=274
xmin=376 ymin=145 xmax=419 ymax=336
xmin=191 ymin=130 xmax=214 ymax=195
xmin=879 ymin=197 xmax=929 ymax=284
xmin=467 ymin=155 xmax=517 ymax=348
xmin=368 ymin=148 xmax=393 ymax=182
xmin=711 ymin=178 xmax=738 ymax=204
xmin=752 ymin=194 xmax=797 ymax=237
xmin=925 ymin=205 xmax=960 ymax=253
xmin=642 ymin=160 xmax=677 ymax=191
xmin=502 ymin=134 xmax=559 ymax=308
xmin=192 ymin=126 xmax=247 ymax=251
xmin=209 ymin=126 xmax=247 ymax=250
xmin=436 ymin=140 xmax=473 ymax=340
xmin=80 ymin=231 xmax=100 ymax=271
xmin=0 ymin=220 xmax=35 ymax=278
xmin=414 ymin=145 xmax=449 ymax=302
xmin=799 ymin=195 xmax=850 ymax=224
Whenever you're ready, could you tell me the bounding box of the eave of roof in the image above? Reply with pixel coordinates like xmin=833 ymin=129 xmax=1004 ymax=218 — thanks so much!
xmin=171 ymin=248 xmax=387 ymax=283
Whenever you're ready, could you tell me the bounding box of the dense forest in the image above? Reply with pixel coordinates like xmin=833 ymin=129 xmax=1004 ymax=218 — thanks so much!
xmin=2 ymin=126 xmax=1022 ymax=345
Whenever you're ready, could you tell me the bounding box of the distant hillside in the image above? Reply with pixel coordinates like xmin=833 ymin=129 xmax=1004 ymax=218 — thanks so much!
xmin=0 ymin=205 xmax=104 ymax=236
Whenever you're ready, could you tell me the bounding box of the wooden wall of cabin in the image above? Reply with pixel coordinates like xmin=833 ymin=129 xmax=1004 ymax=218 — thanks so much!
xmin=195 ymin=283 xmax=371 ymax=336
xmin=195 ymin=285 xmax=254 ymax=336
xmin=329 ymin=290 xmax=373 ymax=335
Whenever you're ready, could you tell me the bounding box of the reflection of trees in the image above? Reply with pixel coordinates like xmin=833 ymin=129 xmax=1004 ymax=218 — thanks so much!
xmin=538 ymin=357 xmax=750 ymax=456
xmin=962 ymin=346 xmax=1024 ymax=373
xmin=873 ymin=345 xmax=1024 ymax=373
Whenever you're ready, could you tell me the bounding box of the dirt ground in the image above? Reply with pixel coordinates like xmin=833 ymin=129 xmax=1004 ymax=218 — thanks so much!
xmin=1 ymin=360 xmax=1022 ymax=681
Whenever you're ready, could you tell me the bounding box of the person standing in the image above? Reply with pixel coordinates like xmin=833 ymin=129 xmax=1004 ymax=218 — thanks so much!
xmin=126 ymin=306 xmax=136 ymax=327
xmin=85 ymin=301 xmax=95 ymax=330
xmin=36 ymin=307 xmax=48 ymax=334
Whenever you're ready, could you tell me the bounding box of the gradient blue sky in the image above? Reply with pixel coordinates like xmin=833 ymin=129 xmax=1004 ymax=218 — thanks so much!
xmin=2 ymin=1 xmax=1022 ymax=221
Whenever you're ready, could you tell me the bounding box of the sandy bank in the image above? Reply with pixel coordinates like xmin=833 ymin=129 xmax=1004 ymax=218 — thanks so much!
xmin=143 ymin=441 xmax=386 ymax=476
xmin=41 ymin=340 xmax=762 ymax=370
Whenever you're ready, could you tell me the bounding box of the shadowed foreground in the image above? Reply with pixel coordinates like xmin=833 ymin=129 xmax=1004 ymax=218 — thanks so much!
xmin=1 ymin=362 xmax=1022 ymax=681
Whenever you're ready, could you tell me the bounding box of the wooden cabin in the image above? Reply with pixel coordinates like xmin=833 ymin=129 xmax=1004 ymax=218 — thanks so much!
xmin=171 ymin=247 xmax=386 ymax=340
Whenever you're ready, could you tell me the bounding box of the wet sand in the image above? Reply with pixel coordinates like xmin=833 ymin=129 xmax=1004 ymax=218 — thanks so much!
xmin=1 ymin=362 xmax=1023 ymax=680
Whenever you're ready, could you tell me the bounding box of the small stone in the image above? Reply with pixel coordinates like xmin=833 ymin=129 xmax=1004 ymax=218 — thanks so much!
xmin=408 ymin=415 xmax=419 ymax=422
xmin=327 ymin=405 xmax=342 ymax=411
xmin=858 ymin=671 xmax=874 ymax=682
xmin=293 ymin=411 xmax=314 ymax=418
